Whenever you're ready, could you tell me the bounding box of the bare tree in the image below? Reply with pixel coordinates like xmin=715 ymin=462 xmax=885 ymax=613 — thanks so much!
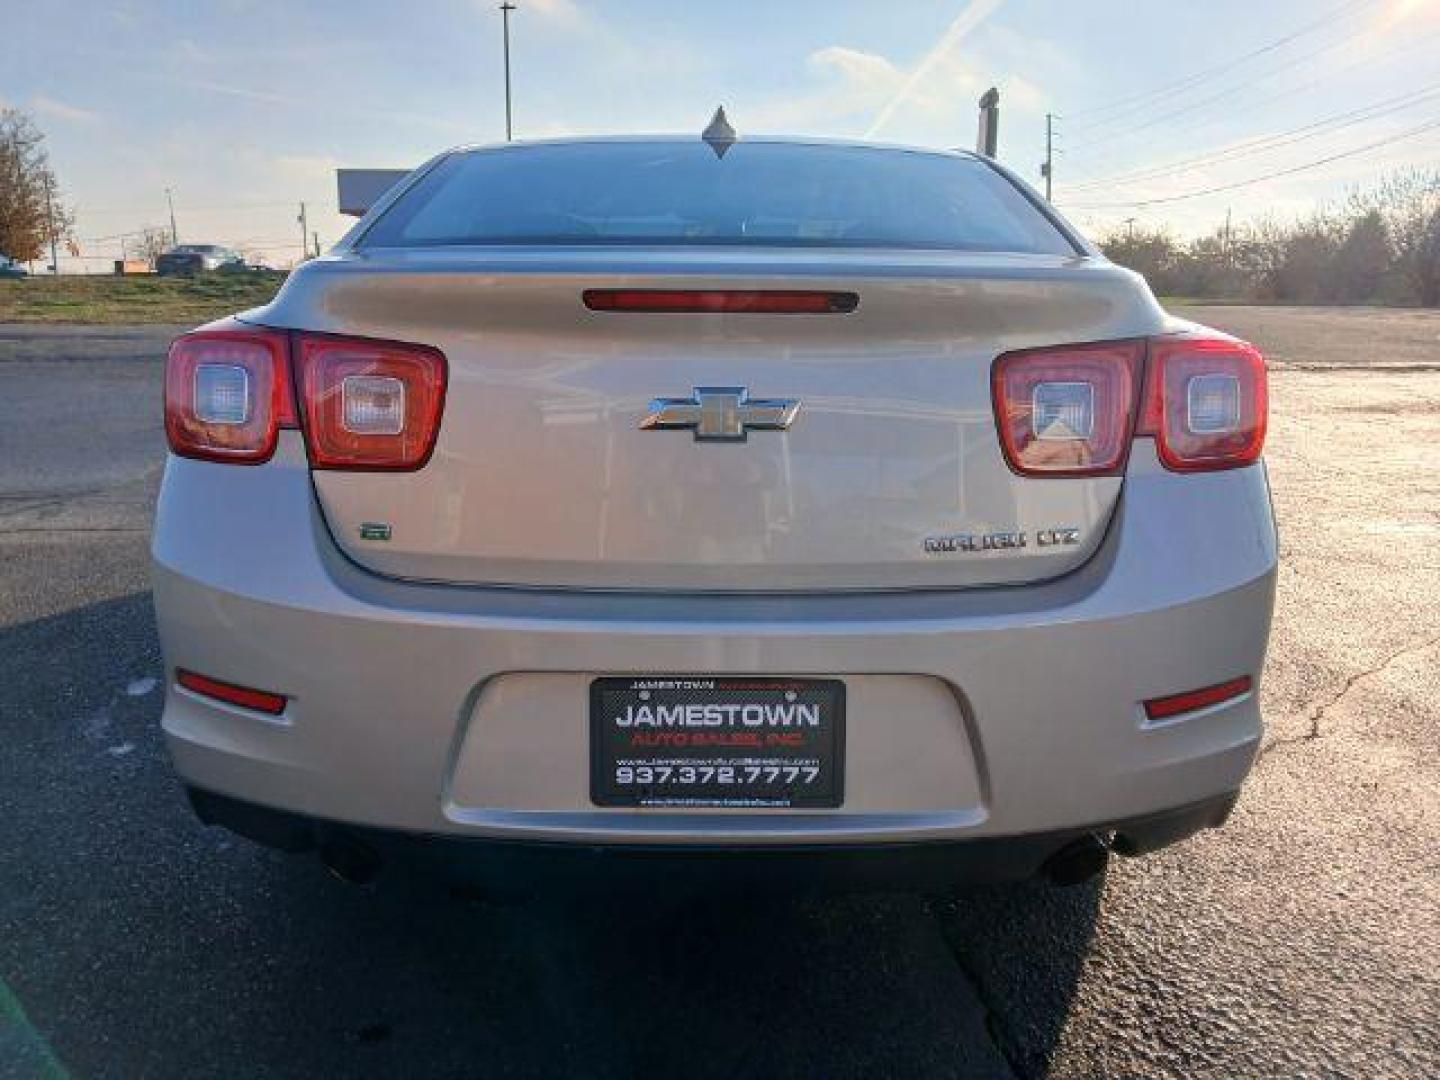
xmin=1098 ymin=227 xmax=1180 ymax=289
xmin=125 ymin=226 xmax=173 ymax=266
xmin=0 ymin=108 xmax=72 ymax=265
xmin=1091 ymin=170 xmax=1440 ymax=307
xmin=1415 ymin=209 xmax=1440 ymax=308
xmin=1353 ymin=168 xmax=1440 ymax=307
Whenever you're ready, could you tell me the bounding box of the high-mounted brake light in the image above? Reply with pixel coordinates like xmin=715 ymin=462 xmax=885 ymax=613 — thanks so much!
xmin=176 ymin=669 xmax=287 ymax=715
xmin=164 ymin=327 xmax=295 ymax=463
xmin=295 ymin=333 xmax=447 ymax=470
xmin=1138 ymin=335 xmax=1267 ymax=472
xmin=991 ymin=340 xmax=1145 ymax=476
xmin=583 ymin=289 xmax=859 ymax=314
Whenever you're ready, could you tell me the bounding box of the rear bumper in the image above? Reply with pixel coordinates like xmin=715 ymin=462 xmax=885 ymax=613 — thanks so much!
xmin=186 ymin=786 xmax=1240 ymax=892
xmin=152 ymin=435 xmax=1277 ymax=849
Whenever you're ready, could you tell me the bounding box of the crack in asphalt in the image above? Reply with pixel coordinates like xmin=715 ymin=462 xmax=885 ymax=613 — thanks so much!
xmin=926 ymin=900 xmax=1026 ymax=1080
xmin=1259 ymin=633 xmax=1440 ymax=759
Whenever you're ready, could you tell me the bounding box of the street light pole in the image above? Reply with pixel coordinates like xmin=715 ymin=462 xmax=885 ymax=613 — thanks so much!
xmin=44 ymin=176 xmax=59 ymax=274
xmin=165 ymin=188 xmax=178 ymax=246
xmin=1042 ymin=113 xmax=1054 ymax=202
xmin=501 ymin=2 xmax=516 ymax=141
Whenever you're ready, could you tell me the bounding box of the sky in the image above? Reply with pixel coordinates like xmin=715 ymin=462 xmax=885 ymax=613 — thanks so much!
xmin=4 ymin=0 xmax=1439 ymax=270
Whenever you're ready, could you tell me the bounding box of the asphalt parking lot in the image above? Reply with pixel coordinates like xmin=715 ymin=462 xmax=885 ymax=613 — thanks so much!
xmin=1 ymin=307 xmax=1437 ymax=1078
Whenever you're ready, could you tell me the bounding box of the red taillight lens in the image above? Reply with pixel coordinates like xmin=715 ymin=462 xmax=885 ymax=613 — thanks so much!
xmin=164 ymin=328 xmax=295 ymax=463
xmin=583 ymin=289 xmax=859 ymax=313
xmin=295 ymin=334 xmax=447 ymax=470
xmin=1139 ymin=336 xmax=1267 ymax=472
xmin=991 ymin=340 xmax=1145 ymax=476
xmin=1143 ymin=676 xmax=1252 ymax=721
xmin=176 ymin=669 xmax=287 ymax=715
xmin=993 ymin=334 xmax=1267 ymax=477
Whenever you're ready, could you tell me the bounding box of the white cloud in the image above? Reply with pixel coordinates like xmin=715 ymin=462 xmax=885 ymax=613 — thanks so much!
xmin=175 ymin=38 xmax=211 ymax=64
xmin=743 ymin=47 xmax=898 ymax=133
xmin=32 ymin=96 xmax=101 ymax=125
xmin=135 ymin=73 xmax=472 ymax=136
xmin=864 ymin=0 xmax=1008 ymax=137
xmin=471 ymin=0 xmax=586 ymax=32
xmin=523 ymin=0 xmax=586 ymax=28
xmin=745 ymin=32 xmax=1051 ymax=147
xmin=808 ymin=46 xmax=902 ymax=91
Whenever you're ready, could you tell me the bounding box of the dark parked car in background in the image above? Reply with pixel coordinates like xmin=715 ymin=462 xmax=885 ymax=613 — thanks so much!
xmin=156 ymin=244 xmax=243 ymax=275
xmin=0 ymin=254 xmax=29 ymax=279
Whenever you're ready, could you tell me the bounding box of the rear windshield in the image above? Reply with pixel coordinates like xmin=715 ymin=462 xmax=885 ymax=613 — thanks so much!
xmin=359 ymin=141 xmax=1074 ymax=255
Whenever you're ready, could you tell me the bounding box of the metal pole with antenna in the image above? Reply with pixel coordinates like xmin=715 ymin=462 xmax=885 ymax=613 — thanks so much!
xmin=501 ymin=2 xmax=516 ymax=141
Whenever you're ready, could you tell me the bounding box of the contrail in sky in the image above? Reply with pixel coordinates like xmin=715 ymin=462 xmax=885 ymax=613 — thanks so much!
xmin=863 ymin=0 xmax=1008 ymax=137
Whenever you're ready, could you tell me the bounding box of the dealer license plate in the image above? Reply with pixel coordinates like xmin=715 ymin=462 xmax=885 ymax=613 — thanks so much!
xmin=590 ymin=676 xmax=845 ymax=808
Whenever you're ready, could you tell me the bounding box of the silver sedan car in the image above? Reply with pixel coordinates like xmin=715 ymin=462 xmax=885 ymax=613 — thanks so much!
xmin=153 ymin=136 xmax=1275 ymax=891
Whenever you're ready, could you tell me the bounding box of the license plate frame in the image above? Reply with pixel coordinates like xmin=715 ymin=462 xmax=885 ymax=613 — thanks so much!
xmin=589 ymin=676 xmax=845 ymax=809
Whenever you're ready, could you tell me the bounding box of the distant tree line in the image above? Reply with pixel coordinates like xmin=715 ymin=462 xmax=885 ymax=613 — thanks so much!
xmin=1097 ymin=169 xmax=1440 ymax=306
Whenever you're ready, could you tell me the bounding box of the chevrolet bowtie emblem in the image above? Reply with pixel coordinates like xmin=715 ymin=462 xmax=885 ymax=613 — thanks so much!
xmin=640 ymin=387 xmax=800 ymax=441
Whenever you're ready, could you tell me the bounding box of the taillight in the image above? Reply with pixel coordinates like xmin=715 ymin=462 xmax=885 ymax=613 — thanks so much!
xmin=164 ymin=327 xmax=295 ymax=463
xmin=166 ymin=326 xmax=446 ymax=470
xmin=295 ymin=334 xmax=447 ymax=470
xmin=991 ymin=340 xmax=1145 ymax=476
xmin=992 ymin=333 xmax=1266 ymax=476
xmin=1139 ymin=335 xmax=1267 ymax=472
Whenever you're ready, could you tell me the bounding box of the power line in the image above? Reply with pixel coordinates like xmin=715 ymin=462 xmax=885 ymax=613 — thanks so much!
xmin=1064 ymin=0 xmax=1369 ymax=127
xmin=1065 ymin=18 xmax=1376 ymax=159
xmin=1062 ymin=23 xmax=1440 ymax=186
xmin=1063 ymin=80 xmax=1440 ymax=193
xmin=1065 ymin=116 xmax=1440 ymax=209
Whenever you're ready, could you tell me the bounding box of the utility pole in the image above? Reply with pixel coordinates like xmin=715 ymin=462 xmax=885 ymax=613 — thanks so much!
xmin=44 ymin=176 xmax=59 ymax=274
xmin=1041 ymin=112 xmax=1054 ymax=202
xmin=313 ymin=231 xmax=321 ymax=259
xmin=298 ymin=202 xmax=309 ymax=262
xmin=165 ymin=188 xmax=178 ymax=246
xmin=501 ymin=2 xmax=516 ymax=141
xmin=1124 ymin=216 xmax=1137 ymax=240
xmin=1223 ymin=207 xmax=1233 ymax=268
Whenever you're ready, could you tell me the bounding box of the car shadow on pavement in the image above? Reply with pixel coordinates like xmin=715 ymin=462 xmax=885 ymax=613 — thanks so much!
xmin=0 ymin=591 xmax=1102 ymax=1079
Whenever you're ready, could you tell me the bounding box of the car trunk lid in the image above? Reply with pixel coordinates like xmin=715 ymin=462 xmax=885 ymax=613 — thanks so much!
xmin=257 ymin=247 xmax=1166 ymax=591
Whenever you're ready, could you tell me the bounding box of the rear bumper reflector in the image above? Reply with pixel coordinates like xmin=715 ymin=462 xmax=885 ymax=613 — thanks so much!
xmin=1143 ymin=676 xmax=1253 ymax=721
xmin=176 ymin=669 xmax=287 ymax=715
xmin=582 ymin=289 xmax=859 ymax=313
